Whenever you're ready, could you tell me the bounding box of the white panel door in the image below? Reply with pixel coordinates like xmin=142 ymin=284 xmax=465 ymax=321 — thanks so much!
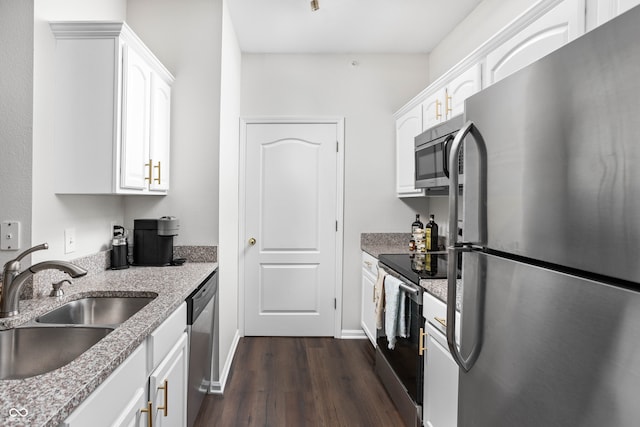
xmin=245 ymin=122 xmax=338 ymax=336
xmin=396 ymin=105 xmax=424 ymax=197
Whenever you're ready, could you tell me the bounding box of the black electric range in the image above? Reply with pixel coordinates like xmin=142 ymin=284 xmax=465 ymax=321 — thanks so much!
xmin=378 ymin=252 xmax=455 ymax=285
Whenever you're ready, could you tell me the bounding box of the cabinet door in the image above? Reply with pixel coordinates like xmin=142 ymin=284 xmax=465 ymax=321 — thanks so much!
xmin=149 ymin=75 xmax=171 ymax=192
xmin=150 ymin=333 xmax=189 ymax=427
xmin=446 ymin=64 xmax=482 ymax=119
xmin=586 ymin=0 xmax=640 ymax=29
xmin=121 ymin=44 xmax=152 ymax=191
xmin=395 ymin=105 xmax=424 ymax=197
xmin=62 ymin=344 xmax=147 ymax=427
xmin=421 ymin=89 xmax=446 ymax=131
xmin=485 ymin=0 xmax=585 ymax=85
xmin=361 ymin=252 xmax=378 ymax=347
xmin=423 ymin=323 xmax=459 ymax=427
xmin=112 ymin=387 xmax=148 ymax=427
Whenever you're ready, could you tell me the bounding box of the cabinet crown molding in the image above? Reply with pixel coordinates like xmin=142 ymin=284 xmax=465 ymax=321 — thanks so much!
xmin=50 ymin=20 xmax=174 ymax=84
xmin=394 ymin=0 xmax=564 ymax=118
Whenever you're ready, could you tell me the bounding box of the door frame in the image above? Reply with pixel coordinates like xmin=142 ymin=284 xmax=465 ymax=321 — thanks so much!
xmin=238 ymin=116 xmax=345 ymax=338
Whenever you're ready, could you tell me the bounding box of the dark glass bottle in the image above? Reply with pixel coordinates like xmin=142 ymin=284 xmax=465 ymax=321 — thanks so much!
xmin=411 ymin=214 xmax=423 ymax=234
xmin=425 ymin=214 xmax=439 ymax=251
xmin=410 ymin=214 xmax=424 ymax=253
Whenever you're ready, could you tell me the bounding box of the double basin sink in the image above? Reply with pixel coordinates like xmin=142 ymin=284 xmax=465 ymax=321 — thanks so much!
xmin=0 ymin=296 xmax=156 ymax=380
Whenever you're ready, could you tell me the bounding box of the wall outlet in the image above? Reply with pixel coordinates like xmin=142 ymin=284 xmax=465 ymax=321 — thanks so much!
xmin=64 ymin=228 xmax=76 ymax=254
xmin=1 ymin=221 xmax=21 ymax=251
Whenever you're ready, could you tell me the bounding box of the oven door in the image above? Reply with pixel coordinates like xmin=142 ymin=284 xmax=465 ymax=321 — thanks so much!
xmin=376 ymin=287 xmax=425 ymax=406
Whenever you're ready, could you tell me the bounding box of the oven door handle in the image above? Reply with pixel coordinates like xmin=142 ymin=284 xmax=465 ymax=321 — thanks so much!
xmin=398 ymin=282 xmax=420 ymax=296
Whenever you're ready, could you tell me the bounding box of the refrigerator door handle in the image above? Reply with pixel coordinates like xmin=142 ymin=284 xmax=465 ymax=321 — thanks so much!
xmin=447 ymin=120 xmax=487 ymax=372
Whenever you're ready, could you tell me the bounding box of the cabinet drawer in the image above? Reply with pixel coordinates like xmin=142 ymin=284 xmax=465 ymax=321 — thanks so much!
xmin=148 ymin=302 xmax=187 ymax=371
xmin=362 ymin=252 xmax=378 ymax=278
xmin=423 ymin=291 xmax=460 ymax=342
xmin=424 ymin=292 xmax=447 ymax=334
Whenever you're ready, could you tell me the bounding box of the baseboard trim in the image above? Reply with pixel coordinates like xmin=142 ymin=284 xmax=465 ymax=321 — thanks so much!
xmin=340 ymin=329 xmax=368 ymax=339
xmin=208 ymin=329 xmax=240 ymax=395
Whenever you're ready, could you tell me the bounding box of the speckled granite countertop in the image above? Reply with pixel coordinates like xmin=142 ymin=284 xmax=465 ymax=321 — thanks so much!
xmin=361 ymin=233 xmax=461 ymax=308
xmin=360 ymin=233 xmax=411 ymax=258
xmin=0 ymin=262 xmax=217 ymax=427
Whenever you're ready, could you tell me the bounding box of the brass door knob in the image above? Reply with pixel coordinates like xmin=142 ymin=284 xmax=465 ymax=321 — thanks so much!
xmin=248 ymin=237 xmax=256 ymax=246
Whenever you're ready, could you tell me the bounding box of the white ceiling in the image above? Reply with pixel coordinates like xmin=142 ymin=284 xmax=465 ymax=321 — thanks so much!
xmin=227 ymin=0 xmax=485 ymax=54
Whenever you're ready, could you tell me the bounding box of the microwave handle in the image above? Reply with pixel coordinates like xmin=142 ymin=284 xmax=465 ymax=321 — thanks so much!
xmin=442 ymin=134 xmax=455 ymax=178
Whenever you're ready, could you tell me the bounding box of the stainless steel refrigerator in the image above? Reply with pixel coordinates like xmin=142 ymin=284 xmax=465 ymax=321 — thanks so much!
xmin=446 ymin=5 xmax=640 ymax=427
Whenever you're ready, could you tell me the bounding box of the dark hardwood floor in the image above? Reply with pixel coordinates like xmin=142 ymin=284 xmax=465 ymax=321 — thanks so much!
xmin=194 ymin=337 xmax=404 ymax=427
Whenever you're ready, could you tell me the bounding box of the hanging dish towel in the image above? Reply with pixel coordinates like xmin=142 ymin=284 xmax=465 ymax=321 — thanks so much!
xmin=384 ymin=275 xmax=407 ymax=350
xmin=374 ymin=266 xmax=387 ymax=329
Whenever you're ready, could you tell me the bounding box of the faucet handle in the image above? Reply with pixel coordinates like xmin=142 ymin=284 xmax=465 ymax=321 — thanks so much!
xmin=13 ymin=243 xmax=49 ymax=263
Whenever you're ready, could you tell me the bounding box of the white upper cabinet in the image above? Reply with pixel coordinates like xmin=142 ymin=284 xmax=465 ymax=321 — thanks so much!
xmin=51 ymin=21 xmax=174 ymax=195
xmin=586 ymin=0 xmax=640 ymax=29
xmin=149 ymin=76 xmax=172 ymax=192
xmin=395 ymin=105 xmax=424 ymax=197
xmin=485 ymin=0 xmax=586 ymax=85
xmin=422 ymin=64 xmax=482 ymax=131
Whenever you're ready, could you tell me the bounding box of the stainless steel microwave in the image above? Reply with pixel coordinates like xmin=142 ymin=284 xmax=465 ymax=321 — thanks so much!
xmin=414 ymin=115 xmax=464 ymax=191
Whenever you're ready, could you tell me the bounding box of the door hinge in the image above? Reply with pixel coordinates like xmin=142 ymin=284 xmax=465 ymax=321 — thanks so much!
xmin=334 ymin=298 xmax=337 ymax=309
xmin=336 ymin=141 xmax=339 ymax=152
xmin=336 ymin=220 xmax=338 ymax=231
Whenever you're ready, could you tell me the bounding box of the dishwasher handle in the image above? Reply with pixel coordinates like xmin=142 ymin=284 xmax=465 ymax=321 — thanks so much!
xmin=186 ymin=270 xmax=218 ymax=324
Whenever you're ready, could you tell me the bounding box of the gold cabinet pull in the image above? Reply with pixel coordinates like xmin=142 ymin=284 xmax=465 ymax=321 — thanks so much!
xmin=157 ymin=379 xmax=168 ymax=417
xmin=434 ymin=316 xmax=447 ymax=328
xmin=419 ymin=327 xmax=427 ymax=356
xmin=435 ymin=99 xmax=442 ymax=120
xmin=248 ymin=237 xmax=256 ymax=246
xmin=140 ymin=401 xmax=153 ymax=427
xmin=153 ymin=161 xmax=162 ymax=184
xmin=144 ymin=161 xmax=153 ymax=183
xmin=445 ymin=89 xmax=452 ymax=116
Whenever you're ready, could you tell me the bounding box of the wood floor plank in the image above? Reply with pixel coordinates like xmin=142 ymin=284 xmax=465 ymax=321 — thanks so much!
xmin=194 ymin=337 xmax=404 ymax=427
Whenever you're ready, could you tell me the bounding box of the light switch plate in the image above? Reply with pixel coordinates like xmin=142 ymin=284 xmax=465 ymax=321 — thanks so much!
xmin=64 ymin=228 xmax=76 ymax=254
xmin=1 ymin=221 xmax=21 ymax=251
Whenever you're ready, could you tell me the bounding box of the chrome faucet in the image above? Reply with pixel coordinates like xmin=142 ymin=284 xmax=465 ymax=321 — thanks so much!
xmin=0 ymin=243 xmax=87 ymax=318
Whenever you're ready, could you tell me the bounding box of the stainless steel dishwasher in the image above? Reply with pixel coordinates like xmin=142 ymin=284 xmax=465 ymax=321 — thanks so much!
xmin=186 ymin=269 xmax=218 ymax=427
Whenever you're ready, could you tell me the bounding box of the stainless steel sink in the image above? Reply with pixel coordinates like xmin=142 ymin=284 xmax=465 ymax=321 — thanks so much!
xmin=0 ymin=326 xmax=113 ymax=380
xmin=36 ymin=296 xmax=155 ymax=325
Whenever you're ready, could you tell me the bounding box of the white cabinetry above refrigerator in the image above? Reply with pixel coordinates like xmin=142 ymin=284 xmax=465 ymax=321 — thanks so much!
xmin=50 ymin=21 xmax=174 ymax=195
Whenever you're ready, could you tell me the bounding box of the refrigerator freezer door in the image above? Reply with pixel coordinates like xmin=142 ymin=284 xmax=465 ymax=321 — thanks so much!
xmin=458 ymin=251 xmax=640 ymax=427
xmin=462 ymin=5 xmax=640 ymax=283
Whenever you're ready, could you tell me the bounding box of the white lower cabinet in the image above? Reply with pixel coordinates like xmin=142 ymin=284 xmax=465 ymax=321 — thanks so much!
xmin=149 ymin=333 xmax=189 ymax=427
xmin=62 ymin=303 xmax=188 ymax=427
xmin=361 ymin=252 xmax=378 ymax=346
xmin=62 ymin=342 xmax=148 ymax=427
xmin=422 ymin=293 xmax=458 ymax=427
xmin=423 ymin=323 xmax=459 ymax=427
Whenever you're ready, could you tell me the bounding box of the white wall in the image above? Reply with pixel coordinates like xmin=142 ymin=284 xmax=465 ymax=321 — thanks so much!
xmin=125 ymin=0 xmax=221 ymax=248
xmin=0 ymin=0 xmax=33 ymax=267
xmin=217 ymin=0 xmax=241 ymax=382
xmin=241 ymin=54 xmax=430 ymax=331
xmin=31 ymin=0 xmax=127 ymax=262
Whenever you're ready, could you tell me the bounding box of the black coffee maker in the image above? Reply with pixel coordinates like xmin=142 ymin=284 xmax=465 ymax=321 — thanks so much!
xmin=133 ymin=216 xmax=183 ymax=266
